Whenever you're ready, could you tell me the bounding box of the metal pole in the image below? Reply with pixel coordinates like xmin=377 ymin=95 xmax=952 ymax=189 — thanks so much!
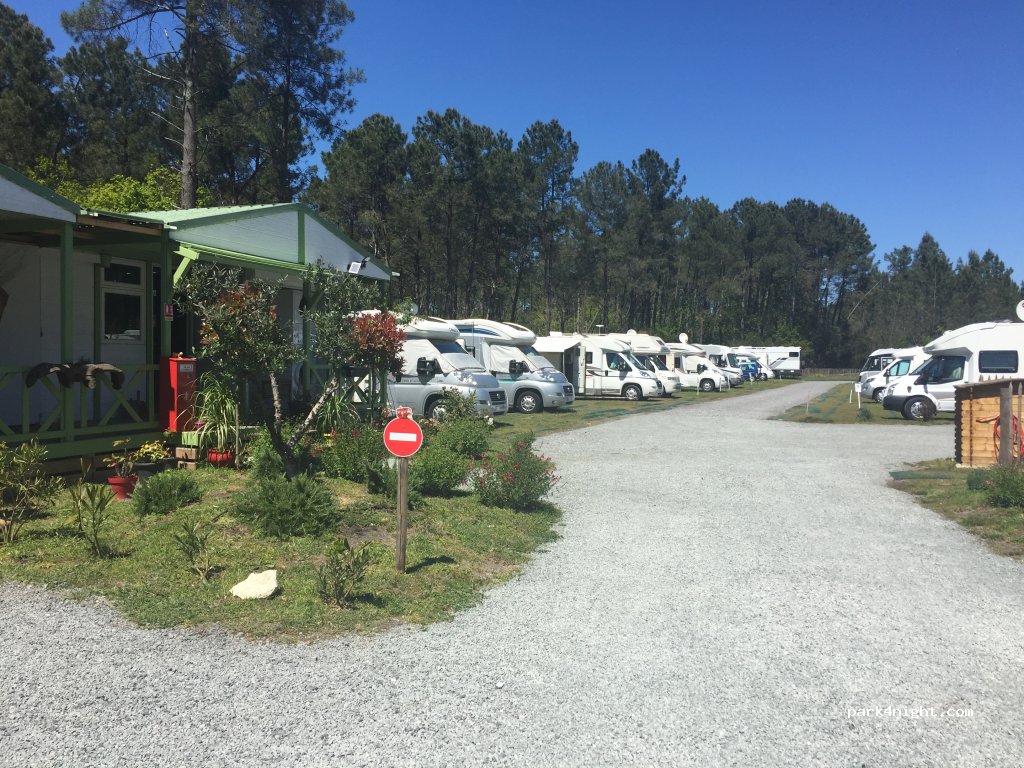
xmin=396 ymin=456 xmax=408 ymax=573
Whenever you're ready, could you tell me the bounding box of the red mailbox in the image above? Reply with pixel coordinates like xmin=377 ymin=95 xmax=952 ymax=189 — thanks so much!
xmin=159 ymin=356 xmax=197 ymax=432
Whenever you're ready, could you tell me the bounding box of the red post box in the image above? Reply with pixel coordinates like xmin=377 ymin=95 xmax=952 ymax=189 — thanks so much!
xmin=159 ymin=356 xmax=197 ymax=432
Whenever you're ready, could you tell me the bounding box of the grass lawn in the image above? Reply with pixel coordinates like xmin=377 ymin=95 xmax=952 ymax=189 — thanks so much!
xmin=776 ymin=383 xmax=954 ymax=425
xmin=889 ymin=459 xmax=1024 ymax=560
xmin=1 ymin=379 xmax=791 ymax=640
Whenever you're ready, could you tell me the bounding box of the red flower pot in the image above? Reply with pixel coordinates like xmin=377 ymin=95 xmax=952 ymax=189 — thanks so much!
xmin=207 ymin=449 xmax=235 ymax=468
xmin=107 ymin=474 xmax=138 ymax=500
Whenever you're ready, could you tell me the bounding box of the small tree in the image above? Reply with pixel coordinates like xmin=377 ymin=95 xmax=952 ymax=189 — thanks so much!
xmin=0 ymin=441 xmax=62 ymax=544
xmin=176 ymin=261 xmax=403 ymax=479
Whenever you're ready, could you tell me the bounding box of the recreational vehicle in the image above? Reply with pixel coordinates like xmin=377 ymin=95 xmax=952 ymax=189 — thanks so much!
xmin=607 ymin=332 xmax=681 ymax=395
xmin=663 ymin=341 xmax=729 ymax=391
xmin=857 ymin=347 xmax=904 ymax=387
xmin=858 ymin=347 xmax=928 ymax=402
xmin=693 ymin=344 xmax=747 ymax=385
xmin=533 ymin=334 xmax=662 ymax=400
xmin=882 ymin=321 xmax=1024 ymax=420
xmin=453 ymin=318 xmax=575 ymax=413
xmin=739 ymin=346 xmax=802 ymax=378
xmin=388 ymin=316 xmax=508 ymax=419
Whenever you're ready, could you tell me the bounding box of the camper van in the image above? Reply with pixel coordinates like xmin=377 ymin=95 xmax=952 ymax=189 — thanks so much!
xmin=607 ymin=332 xmax=681 ymax=395
xmin=740 ymin=346 xmax=802 ymax=378
xmin=882 ymin=321 xmax=1024 ymax=420
xmin=388 ymin=315 xmax=508 ymax=419
xmin=453 ymin=318 xmax=575 ymax=413
xmin=857 ymin=347 xmax=904 ymax=387
xmin=533 ymin=334 xmax=662 ymax=400
xmin=693 ymin=344 xmax=748 ymax=385
xmin=663 ymin=341 xmax=729 ymax=391
xmin=859 ymin=347 xmax=928 ymax=402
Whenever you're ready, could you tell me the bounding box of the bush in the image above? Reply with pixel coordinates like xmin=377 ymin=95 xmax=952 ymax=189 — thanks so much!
xmin=431 ymin=417 xmax=490 ymax=459
xmin=234 ymin=473 xmax=339 ymax=538
xmin=416 ymin=445 xmax=468 ymax=497
xmin=68 ymin=481 xmax=116 ymax=558
xmin=132 ymin=471 xmax=202 ymax=517
xmin=473 ymin=434 xmax=559 ymax=511
xmin=315 ymin=537 xmax=375 ymax=607
xmin=856 ymin=407 xmax=872 ymax=421
xmin=245 ymin=424 xmax=319 ymax=478
xmin=318 ymin=422 xmax=386 ymax=482
xmin=966 ymin=468 xmax=990 ymax=492
xmin=367 ymin=460 xmax=423 ymax=510
xmin=985 ymin=463 xmax=1024 ymax=507
xmin=173 ymin=516 xmax=217 ymax=580
xmin=0 ymin=440 xmax=61 ymax=544
xmin=433 ymin=389 xmax=481 ymax=422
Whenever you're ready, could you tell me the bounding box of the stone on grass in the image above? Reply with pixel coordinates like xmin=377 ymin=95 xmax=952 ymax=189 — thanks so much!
xmin=230 ymin=570 xmax=278 ymax=600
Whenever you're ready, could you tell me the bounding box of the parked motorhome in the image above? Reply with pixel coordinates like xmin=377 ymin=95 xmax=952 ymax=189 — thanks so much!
xmin=533 ymin=334 xmax=662 ymax=400
xmin=693 ymin=343 xmax=747 ymax=386
xmin=663 ymin=342 xmax=729 ymax=391
xmin=607 ymin=332 xmax=681 ymax=395
xmin=740 ymin=346 xmax=801 ymax=378
xmin=882 ymin=321 xmax=1024 ymax=420
xmin=857 ymin=347 xmax=904 ymax=387
xmin=453 ymin=318 xmax=575 ymax=413
xmin=859 ymin=347 xmax=928 ymax=402
xmin=388 ymin=316 xmax=508 ymax=419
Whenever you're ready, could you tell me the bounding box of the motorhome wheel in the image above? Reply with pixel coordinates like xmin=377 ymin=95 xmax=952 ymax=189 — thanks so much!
xmin=872 ymin=388 xmax=884 ymax=404
xmin=902 ymin=397 xmax=935 ymax=421
xmin=699 ymin=378 xmax=715 ymax=392
xmin=515 ymin=390 xmax=542 ymax=414
xmin=425 ymin=398 xmax=447 ymax=420
xmin=623 ymin=384 xmax=643 ymax=401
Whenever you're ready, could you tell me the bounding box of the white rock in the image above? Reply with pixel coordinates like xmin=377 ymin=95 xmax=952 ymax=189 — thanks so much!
xmin=230 ymin=570 xmax=278 ymax=600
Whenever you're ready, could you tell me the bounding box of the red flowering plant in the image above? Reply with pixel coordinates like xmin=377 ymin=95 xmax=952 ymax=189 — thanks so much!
xmin=341 ymin=312 xmax=406 ymax=375
xmin=472 ymin=433 xmax=559 ymax=511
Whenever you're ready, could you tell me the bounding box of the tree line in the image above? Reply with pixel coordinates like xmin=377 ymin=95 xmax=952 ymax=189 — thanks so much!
xmin=1 ymin=2 xmax=1019 ymax=366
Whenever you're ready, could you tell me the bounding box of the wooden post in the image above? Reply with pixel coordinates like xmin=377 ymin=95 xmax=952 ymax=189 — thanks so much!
xmin=999 ymin=384 xmax=1012 ymax=465
xmin=396 ymin=456 xmax=408 ymax=573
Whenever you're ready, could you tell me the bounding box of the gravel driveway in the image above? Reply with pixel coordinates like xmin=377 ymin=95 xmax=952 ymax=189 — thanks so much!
xmin=4 ymin=382 xmax=1024 ymax=767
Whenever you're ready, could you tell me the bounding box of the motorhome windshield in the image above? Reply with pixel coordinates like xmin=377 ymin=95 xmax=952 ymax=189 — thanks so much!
xmin=861 ymin=354 xmax=893 ymax=372
xmin=916 ymin=355 xmax=966 ymax=384
xmin=523 ymin=346 xmax=556 ymax=370
xmin=433 ymin=340 xmax=486 ymax=371
xmin=634 ymin=354 xmax=668 ymax=371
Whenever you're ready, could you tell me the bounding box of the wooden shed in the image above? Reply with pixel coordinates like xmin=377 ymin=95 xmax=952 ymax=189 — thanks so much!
xmin=955 ymin=379 xmax=1024 ymax=467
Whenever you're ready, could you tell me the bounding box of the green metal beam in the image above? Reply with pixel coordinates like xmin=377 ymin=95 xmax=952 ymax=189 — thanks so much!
xmin=172 ymin=246 xmax=199 ymax=285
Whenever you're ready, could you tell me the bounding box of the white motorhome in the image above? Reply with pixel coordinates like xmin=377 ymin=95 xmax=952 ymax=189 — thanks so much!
xmin=693 ymin=343 xmax=747 ymax=385
xmin=388 ymin=315 xmax=508 ymax=419
xmin=663 ymin=341 xmax=729 ymax=391
xmin=882 ymin=321 xmax=1024 ymax=420
xmin=741 ymin=346 xmax=802 ymax=378
xmin=607 ymin=331 xmax=681 ymax=395
xmin=857 ymin=347 xmax=903 ymax=387
xmin=533 ymin=333 xmax=662 ymax=400
xmin=858 ymin=347 xmax=928 ymax=402
xmin=453 ymin=318 xmax=575 ymax=413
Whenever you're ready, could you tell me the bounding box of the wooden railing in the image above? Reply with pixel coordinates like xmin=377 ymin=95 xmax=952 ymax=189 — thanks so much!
xmin=0 ymin=363 xmax=159 ymax=445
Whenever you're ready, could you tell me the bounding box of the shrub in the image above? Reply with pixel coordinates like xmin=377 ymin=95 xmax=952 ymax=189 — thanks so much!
xmin=856 ymin=407 xmax=872 ymax=421
xmin=245 ymin=424 xmax=319 ymax=478
xmin=367 ymin=460 xmax=423 ymax=510
xmin=315 ymin=537 xmax=375 ymax=607
xmin=473 ymin=434 xmax=559 ymax=511
xmin=433 ymin=389 xmax=481 ymax=422
xmin=0 ymin=440 xmax=62 ymax=544
xmin=984 ymin=463 xmax=1024 ymax=508
xmin=318 ymin=422 xmax=386 ymax=482
xmin=132 ymin=471 xmax=202 ymax=517
xmin=432 ymin=417 xmax=490 ymax=459
xmin=966 ymin=468 xmax=990 ymax=492
xmin=68 ymin=481 xmax=116 ymax=557
xmin=234 ymin=473 xmax=339 ymax=538
xmin=416 ymin=445 xmax=468 ymax=497
xmin=173 ymin=516 xmax=217 ymax=580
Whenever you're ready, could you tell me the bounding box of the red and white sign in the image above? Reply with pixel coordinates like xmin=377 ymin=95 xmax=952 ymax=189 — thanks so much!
xmin=383 ymin=411 xmax=423 ymax=457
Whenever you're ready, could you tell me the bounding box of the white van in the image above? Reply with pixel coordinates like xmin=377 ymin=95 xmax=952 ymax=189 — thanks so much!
xmin=533 ymin=333 xmax=662 ymax=400
xmin=663 ymin=341 xmax=729 ymax=392
xmin=882 ymin=321 xmax=1024 ymax=420
xmin=857 ymin=347 xmax=903 ymax=387
xmin=858 ymin=347 xmax=928 ymax=402
xmin=607 ymin=331 xmax=681 ymax=395
xmin=693 ymin=343 xmax=747 ymax=385
xmin=388 ymin=315 xmax=508 ymax=419
xmin=453 ymin=318 xmax=575 ymax=413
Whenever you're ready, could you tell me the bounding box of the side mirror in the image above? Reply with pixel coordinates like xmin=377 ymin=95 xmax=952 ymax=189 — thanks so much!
xmin=416 ymin=357 xmax=437 ymax=376
xmin=697 ymin=364 xmax=706 ymax=373
xmin=915 ymin=374 xmax=926 ymax=385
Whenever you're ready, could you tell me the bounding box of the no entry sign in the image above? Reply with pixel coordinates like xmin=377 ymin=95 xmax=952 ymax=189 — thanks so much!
xmin=383 ymin=411 xmax=423 ymax=457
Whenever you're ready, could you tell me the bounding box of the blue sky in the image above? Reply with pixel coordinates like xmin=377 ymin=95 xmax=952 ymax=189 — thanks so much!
xmin=11 ymin=0 xmax=1024 ymax=277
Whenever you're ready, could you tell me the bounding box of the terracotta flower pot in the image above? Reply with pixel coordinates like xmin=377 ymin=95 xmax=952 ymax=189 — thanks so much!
xmin=207 ymin=449 xmax=235 ymax=468
xmin=107 ymin=474 xmax=138 ymax=500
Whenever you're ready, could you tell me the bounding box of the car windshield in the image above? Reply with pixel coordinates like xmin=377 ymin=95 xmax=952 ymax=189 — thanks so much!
xmin=918 ymin=355 xmax=966 ymax=384
xmin=432 ymin=340 xmax=485 ymax=371
xmin=524 ymin=346 xmax=556 ymax=370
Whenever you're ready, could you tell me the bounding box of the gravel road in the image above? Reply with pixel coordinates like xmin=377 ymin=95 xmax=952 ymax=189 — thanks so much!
xmin=4 ymin=381 xmax=1024 ymax=767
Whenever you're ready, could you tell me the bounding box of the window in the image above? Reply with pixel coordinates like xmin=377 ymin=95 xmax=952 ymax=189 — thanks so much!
xmin=979 ymin=350 xmax=1018 ymax=374
xmin=605 ymin=352 xmax=629 ymax=371
xmin=922 ymin=355 xmax=966 ymax=384
xmin=103 ymin=264 xmax=141 ymax=285
xmin=890 ymin=360 xmax=910 ymax=376
xmin=104 ymin=293 xmax=142 ymax=340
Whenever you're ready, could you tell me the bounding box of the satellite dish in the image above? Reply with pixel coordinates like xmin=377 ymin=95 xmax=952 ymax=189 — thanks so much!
xmin=1016 ymin=301 xmax=1024 ymax=322
xmin=409 ymin=302 xmax=419 ymax=315
xmin=626 ymin=328 xmax=637 ymax=335
xmin=678 ymin=333 xmax=689 ymax=344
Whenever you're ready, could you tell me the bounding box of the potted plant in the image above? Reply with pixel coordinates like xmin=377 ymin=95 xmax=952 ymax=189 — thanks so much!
xmin=102 ymin=439 xmax=140 ymax=500
xmin=194 ymin=372 xmax=240 ymax=467
xmin=132 ymin=441 xmax=171 ymax=481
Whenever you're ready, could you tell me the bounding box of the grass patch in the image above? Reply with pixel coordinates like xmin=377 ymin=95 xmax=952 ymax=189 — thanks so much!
xmin=776 ymin=383 xmax=954 ymax=425
xmin=889 ymin=459 xmax=1024 ymax=559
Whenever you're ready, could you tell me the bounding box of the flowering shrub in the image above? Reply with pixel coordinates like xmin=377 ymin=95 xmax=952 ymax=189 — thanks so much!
xmin=342 ymin=312 xmax=406 ymax=375
xmin=318 ymin=423 xmax=386 ymax=483
xmin=473 ymin=434 xmax=559 ymax=511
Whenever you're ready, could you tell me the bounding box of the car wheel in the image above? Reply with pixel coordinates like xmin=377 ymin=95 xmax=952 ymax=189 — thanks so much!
xmin=902 ymin=397 xmax=935 ymax=421
xmin=623 ymin=384 xmax=643 ymax=401
xmin=757 ymin=373 xmax=768 ymax=382
xmin=425 ymin=398 xmax=446 ymax=420
xmin=515 ymin=390 xmax=542 ymax=414
xmin=699 ymin=379 xmax=715 ymax=392
xmin=872 ymin=388 xmax=885 ymax=404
